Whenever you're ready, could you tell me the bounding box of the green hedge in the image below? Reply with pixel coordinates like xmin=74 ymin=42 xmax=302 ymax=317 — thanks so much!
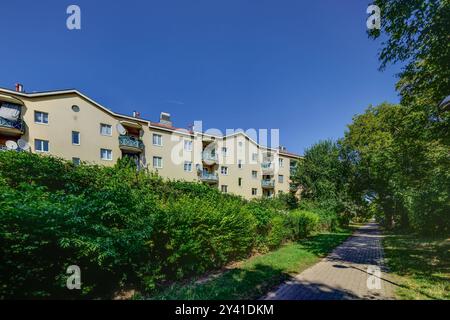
xmin=287 ymin=210 xmax=320 ymax=240
xmin=0 ymin=151 xmax=339 ymax=299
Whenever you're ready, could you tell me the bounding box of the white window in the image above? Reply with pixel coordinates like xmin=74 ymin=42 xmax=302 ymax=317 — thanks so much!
xmin=252 ymin=188 xmax=258 ymax=196
xmin=72 ymin=131 xmax=80 ymax=145
xmin=100 ymin=124 xmax=112 ymax=136
xmin=184 ymin=161 xmax=192 ymax=172
xmin=34 ymin=111 xmax=48 ymax=124
xmin=238 ymin=141 xmax=243 ymax=147
xmin=252 ymin=171 xmax=258 ymax=179
xmin=278 ymin=175 xmax=284 ymax=183
xmin=100 ymin=148 xmax=112 ymax=161
xmin=252 ymin=153 xmax=258 ymax=162
xmin=221 ymin=185 xmax=228 ymax=193
xmin=279 ymin=158 xmax=284 ymax=168
xmin=35 ymin=139 xmax=49 ymax=152
xmin=153 ymin=134 xmax=163 ymax=146
xmin=221 ymin=166 xmax=228 ymax=175
xmin=72 ymin=157 xmax=81 ymax=166
xmin=222 ymin=147 xmax=227 ymax=156
xmin=184 ymin=140 xmax=193 ymax=151
xmin=238 ymin=160 xmax=243 ymax=169
xmin=153 ymin=156 xmax=163 ymax=168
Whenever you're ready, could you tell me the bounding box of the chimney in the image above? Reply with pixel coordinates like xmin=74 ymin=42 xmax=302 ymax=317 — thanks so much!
xmin=133 ymin=111 xmax=141 ymax=118
xmin=15 ymin=83 xmax=24 ymax=93
xmin=160 ymin=112 xmax=172 ymax=126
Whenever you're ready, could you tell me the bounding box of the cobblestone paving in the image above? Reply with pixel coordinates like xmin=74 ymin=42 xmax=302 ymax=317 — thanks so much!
xmin=264 ymin=223 xmax=395 ymax=300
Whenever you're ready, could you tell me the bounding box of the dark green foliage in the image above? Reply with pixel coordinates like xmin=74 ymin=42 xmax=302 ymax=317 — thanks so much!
xmin=265 ymin=215 xmax=290 ymax=250
xmin=292 ymin=140 xmax=365 ymax=227
xmin=0 ymin=151 xmax=334 ymax=299
xmin=342 ymin=103 xmax=449 ymax=234
xmin=369 ymin=0 xmax=450 ymax=108
xmin=286 ymin=210 xmax=320 ymax=240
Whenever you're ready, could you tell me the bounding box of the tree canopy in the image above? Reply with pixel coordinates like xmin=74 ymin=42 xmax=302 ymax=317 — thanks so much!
xmin=369 ymin=0 xmax=450 ymax=107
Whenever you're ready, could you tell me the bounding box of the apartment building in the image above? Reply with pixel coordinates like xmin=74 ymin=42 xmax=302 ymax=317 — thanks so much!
xmin=0 ymin=84 xmax=301 ymax=199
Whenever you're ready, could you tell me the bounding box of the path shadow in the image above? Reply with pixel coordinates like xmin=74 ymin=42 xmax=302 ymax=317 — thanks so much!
xmin=265 ymin=279 xmax=359 ymax=300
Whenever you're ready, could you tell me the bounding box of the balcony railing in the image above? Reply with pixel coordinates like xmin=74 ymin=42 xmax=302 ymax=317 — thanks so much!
xmin=119 ymin=135 xmax=144 ymax=150
xmin=202 ymin=152 xmax=218 ymax=162
xmin=0 ymin=116 xmax=24 ymax=132
xmin=200 ymin=172 xmax=219 ymax=182
xmin=261 ymin=162 xmax=274 ymax=173
xmin=261 ymin=179 xmax=275 ymax=188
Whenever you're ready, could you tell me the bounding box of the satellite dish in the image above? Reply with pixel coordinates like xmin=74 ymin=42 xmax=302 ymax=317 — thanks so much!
xmin=17 ymin=139 xmax=30 ymax=151
xmin=116 ymin=123 xmax=127 ymax=135
xmin=5 ymin=140 xmax=18 ymax=150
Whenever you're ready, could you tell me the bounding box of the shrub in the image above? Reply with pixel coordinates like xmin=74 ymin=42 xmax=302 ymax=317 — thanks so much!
xmin=151 ymin=196 xmax=256 ymax=281
xmin=287 ymin=210 xmax=320 ymax=240
xmin=0 ymin=152 xmax=263 ymax=298
xmin=0 ymin=151 xmax=339 ymax=299
xmin=265 ymin=214 xmax=291 ymax=249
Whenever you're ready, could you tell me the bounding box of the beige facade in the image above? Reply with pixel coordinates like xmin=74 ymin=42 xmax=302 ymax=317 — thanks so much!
xmin=0 ymin=86 xmax=301 ymax=199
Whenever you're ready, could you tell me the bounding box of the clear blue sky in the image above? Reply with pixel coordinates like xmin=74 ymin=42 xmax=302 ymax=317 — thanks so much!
xmin=0 ymin=0 xmax=400 ymax=155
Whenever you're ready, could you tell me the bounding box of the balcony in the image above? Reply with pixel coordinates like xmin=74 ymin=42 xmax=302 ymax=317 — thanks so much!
xmin=0 ymin=117 xmax=24 ymax=135
xmin=290 ymin=167 xmax=296 ymax=176
xmin=290 ymin=183 xmax=298 ymax=192
xmin=202 ymin=152 xmax=218 ymax=164
xmin=261 ymin=179 xmax=275 ymax=188
xmin=199 ymin=172 xmax=219 ymax=183
xmin=119 ymin=135 xmax=144 ymax=152
xmin=261 ymin=162 xmax=274 ymax=174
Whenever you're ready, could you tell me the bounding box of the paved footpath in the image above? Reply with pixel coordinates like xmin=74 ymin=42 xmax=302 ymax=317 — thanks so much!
xmin=264 ymin=222 xmax=395 ymax=300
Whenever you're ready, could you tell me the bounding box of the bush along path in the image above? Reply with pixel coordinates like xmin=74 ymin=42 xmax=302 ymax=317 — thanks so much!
xmin=0 ymin=151 xmax=349 ymax=299
xmin=264 ymin=222 xmax=396 ymax=300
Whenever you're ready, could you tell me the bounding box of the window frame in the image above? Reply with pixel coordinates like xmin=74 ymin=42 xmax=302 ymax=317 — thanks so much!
xmin=184 ymin=139 xmax=193 ymax=152
xmin=100 ymin=123 xmax=112 ymax=136
xmin=72 ymin=131 xmax=80 ymax=145
xmin=153 ymin=134 xmax=163 ymax=146
xmin=153 ymin=156 xmax=163 ymax=168
xmin=184 ymin=161 xmax=193 ymax=172
xmin=35 ymin=139 xmax=49 ymax=153
xmin=72 ymin=157 xmax=81 ymax=166
xmin=34 ymin=111 xmax=49 ymax=125
xmin=221 ymin=166 xmax=228 ymax=175
xmin=100 ymin=148 xmax=113 ymax=161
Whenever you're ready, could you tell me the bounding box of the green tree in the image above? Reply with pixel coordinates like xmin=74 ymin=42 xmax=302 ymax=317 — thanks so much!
xmin=369 ymin=0 xmax=450 ymax=107
xmin=342 ymin=102 xmax=449 ymax=233
xmin=293 ymin=140 xmax=361 ymax=223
